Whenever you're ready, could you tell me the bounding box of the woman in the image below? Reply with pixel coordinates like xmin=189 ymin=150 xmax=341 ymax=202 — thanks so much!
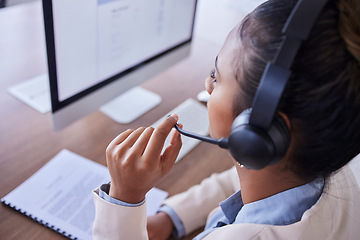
xmin=93 ymin=0 xmax=360 ymax=239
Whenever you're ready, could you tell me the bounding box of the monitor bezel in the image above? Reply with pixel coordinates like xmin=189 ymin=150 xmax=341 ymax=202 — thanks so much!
xmin=42 ymin=0 xmax=198 ymax=130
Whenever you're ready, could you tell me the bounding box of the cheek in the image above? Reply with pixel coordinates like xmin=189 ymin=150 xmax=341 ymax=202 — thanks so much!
xmin=207 ymin=90 xmax=234 ymax=139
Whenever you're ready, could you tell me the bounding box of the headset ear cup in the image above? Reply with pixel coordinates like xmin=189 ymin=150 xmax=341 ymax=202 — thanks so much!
xmin=269 ymin=114 xmax=291 ymax=164
xmin=228 ymin=109 xmax=290 ymax=169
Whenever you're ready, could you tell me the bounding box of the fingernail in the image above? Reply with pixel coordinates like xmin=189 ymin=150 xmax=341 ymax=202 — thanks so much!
xmin=167 ymin=113 xmax=178 ymax=121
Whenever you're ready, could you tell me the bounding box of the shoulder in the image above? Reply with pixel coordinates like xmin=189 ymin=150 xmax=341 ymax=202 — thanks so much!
xmin=205 ymin=155 xmax=360 ymax=240
xmin=348 ymin=154 xmax=360 ymax=185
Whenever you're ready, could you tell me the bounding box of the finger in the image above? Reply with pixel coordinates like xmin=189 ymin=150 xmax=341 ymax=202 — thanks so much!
xmin=170 ymin=125 xmax=182 ymax=145
xmin=177 ymin=123 xmax=183 ymax=131
xmin=131 ymin=127 xmax=154 ymax=156
xmin=171 ymin=123 xmax=183 ymax=145
xmin=144 ymin=114 xmax=179 ymax=158
xmin=161 ymin=128 xmax=182 ymax=173
xmin=107 ymin=127 xmax=148 ymax=172
xmin=121 ymin=127 xmax=146 ymax=148
xmin=108 ymin=129 xmax=134 ymax=150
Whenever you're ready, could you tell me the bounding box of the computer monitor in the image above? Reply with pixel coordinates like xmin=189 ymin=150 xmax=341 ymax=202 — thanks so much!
xmin=42 ymin=0 xmax=197 ymax=131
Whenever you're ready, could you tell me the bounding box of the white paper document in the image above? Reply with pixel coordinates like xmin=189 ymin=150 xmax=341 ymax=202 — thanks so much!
xmin=1 ymin=149 xmax=168 ymax=240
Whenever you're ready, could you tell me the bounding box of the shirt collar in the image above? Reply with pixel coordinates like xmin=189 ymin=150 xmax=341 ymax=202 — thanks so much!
xmin=219 ymin=177 xmax=324 ymax=226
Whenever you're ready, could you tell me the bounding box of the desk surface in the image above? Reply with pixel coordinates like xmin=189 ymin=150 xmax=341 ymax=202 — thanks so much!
xmin=0 ymin=1 xmax=256 ymax=239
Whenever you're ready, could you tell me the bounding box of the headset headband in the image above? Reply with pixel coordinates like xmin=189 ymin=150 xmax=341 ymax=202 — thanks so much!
xmin=249 ymin=0 xmax=329 ymax=130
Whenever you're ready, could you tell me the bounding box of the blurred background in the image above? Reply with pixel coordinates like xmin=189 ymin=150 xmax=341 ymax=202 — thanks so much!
xmin=0 ymin=0 xmax=37 ymax=8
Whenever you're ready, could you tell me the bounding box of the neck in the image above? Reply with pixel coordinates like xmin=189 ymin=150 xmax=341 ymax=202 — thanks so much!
xmin=236 ymin=162 xmax=307 ymax=205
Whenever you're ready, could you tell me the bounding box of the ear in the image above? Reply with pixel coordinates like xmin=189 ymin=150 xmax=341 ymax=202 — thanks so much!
xmin=278 ymin=112 xmax=291 ymax=131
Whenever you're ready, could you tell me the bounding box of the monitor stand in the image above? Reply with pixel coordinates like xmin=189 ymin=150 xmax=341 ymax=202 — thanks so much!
xmin=100 ymin=86 xmax=161 ymax=124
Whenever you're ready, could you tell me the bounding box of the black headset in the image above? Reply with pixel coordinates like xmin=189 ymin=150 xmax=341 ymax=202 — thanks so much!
xmin=175 ymin=0 xmax=329 ymax=169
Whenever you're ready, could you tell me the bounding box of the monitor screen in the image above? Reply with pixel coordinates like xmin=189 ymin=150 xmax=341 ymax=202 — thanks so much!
xmin=43 ymin=0 xmax=197 ymax=130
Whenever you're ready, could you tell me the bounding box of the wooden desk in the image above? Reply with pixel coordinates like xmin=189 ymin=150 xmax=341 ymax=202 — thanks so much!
xmin=0 ymin=1 xmax=249 ymax=239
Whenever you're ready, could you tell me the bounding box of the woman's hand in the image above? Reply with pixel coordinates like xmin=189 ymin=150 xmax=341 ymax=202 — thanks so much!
xmin=147 ymin=212 xmax=174 ymax=240
xmin=106 ymin=114 xmax=182 ymax=204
